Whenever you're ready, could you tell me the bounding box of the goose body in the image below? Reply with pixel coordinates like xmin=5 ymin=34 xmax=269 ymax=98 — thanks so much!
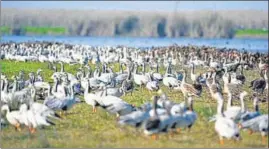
xmin=214 ymin=96 xmax=241 ymax=144
xmin=240 ymin=114 xmax=268 ymax=144
xmin=163 ymin=76 xmax=179 ymax=89
xmin=224 ymin=91 xmax=248 ymax=121
xmin=96 ymin=95 xmax=135 ymax=117
xmin=215 ymin=115 xmax=240 ymax=142
xmin=118 ymin=110 xmax=150 ymax=128
xmin=1 ymin=105 xmax=22 ymax=131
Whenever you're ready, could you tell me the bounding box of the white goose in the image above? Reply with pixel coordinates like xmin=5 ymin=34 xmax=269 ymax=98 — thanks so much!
xmin=133 ymin=63 xmax=150 ymax=88
xmin=224 ymin=91 xmax=248 ymax=121
xmin=20 ymin=104 xmax=55 ymax=134
xmin=95 ymin=94 xmax=136 ymax=118
xmin=162 ymin=65 xmax=180 ymax=90
xmin=146 ymin=73 xmax=160 ymax=92
xmin=214 ymin=96 xmax=240 ymax=145
xmin=84 ymin=80 xmax=104 ymax=113
xmin=1 ymin=104 xmax=22 ymax=131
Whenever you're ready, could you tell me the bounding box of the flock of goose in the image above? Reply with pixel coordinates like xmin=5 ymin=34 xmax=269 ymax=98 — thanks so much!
xmin=0 ymin=42 xmax=268 ymax=146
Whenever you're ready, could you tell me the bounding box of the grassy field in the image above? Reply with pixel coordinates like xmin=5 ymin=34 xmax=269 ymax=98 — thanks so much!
xmin=23 ymin=26 xmax=66 ymax=35
xmin=235 ymin=29 xmax=268 ymax=38
xmin=0 ymin=60 xmax=268 ymax=148
xmin=0 ymin=26 xmax=10 ymax=34
xmin=0 ymin=26 xmax=66 ymax=35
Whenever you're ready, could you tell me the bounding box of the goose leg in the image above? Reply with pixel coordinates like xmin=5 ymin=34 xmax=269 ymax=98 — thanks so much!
xmin=248 ymin=129 xmax=253 ymax=135
xmin=59 ymin=111 xmax=63 ymax=116
xmin=219 ymin=136 xmax=224 ymax=145
xmin=237 ymin=123 xmax=242 ymax=129
xmin=176 ymin=128 xmax=181 ymax=133
xmin=262 ymin=135 xmax=267 ymax=144
xmin=30 ymin=128 xmax=36 ymax=134
xmin=151 ymin=134 xmax=158 ymax=140
xmin=93 ymin=107 xmax=97 ymax=113
xmin=116 ymin=113 xmax=120 ymax=121
xmin=169 ymin=131 xmax=175 ymax=138
xmin=28 ymin=126 xmax=32 ymax=133
xmin=15 ymin=123 xmax=21 ymax=132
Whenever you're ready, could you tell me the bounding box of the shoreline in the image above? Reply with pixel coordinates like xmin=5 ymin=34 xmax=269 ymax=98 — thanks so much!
xmin=1 ymin=34 xmax=268 ymax=39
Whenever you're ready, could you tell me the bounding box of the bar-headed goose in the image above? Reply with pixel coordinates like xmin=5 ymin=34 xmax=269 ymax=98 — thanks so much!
xmin=1 ymin=104 xmax=22 ymax=131
xmin=44 ymin=83 xmax=80 ymax=115
xmin=239 ymin=94 xmax=261 ymax=123
xmin=142 ymin=96 xmax=161 ymax=140
xmin=98 ymin=95 xmax=136 ymax=118
xmin=83 ymin=80 xmax=103 ymax=113
xmin=118 ymin=102 xmax=152 ymax=128
xmin=133 ymin=63 xmax=150 ymax=88
xmin=214 ymin=96 xmax=240 ymax=145
xmin=180 ymin=69 xmax=202 ymax=102
xmin=20 ymin=104 xmax=56 ymax=134
xmin=171 ymin=97 xmax=197 ymax=133
xmin=239 ymin=114 xmax=268 ymax=144
xmin=146 ymin=72 xmax=160 ymax=92
xmin=223 ymin=91 xmax=248 ymax=121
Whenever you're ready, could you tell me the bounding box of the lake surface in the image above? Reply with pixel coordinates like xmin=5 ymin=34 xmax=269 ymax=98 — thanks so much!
xmin=1 ymin=35 xmax=268 ymax=53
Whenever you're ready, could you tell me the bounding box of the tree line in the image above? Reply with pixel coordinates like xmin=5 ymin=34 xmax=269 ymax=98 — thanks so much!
xmin=1 ymin=8 xmax=268 ymax=38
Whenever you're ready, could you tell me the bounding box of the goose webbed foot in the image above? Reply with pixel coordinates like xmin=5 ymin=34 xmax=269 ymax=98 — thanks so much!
xmin=15 ymin=123 xmax=21 ymax=132
xmin=262 ymin=136 xmax=267 ymax=144
xmin=169 ymin=131 xmax=175 ymax=138
xmin=248 ymin=129 xmax=253 ymax=135
xmin=30 ymin=128 xmax=36 ymax=134
xmin=151 ymin=134 xmax=158 ymax=140
xmin=92 ymin=107 xmax=97 ymax=113
xmin=176 ymin=128 xmax=181 ymax=134
xmin=219 ymin=138 xmax=224 ymax=145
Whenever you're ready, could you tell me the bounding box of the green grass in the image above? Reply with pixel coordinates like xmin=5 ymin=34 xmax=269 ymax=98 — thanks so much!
xmin=0 ymin=60 xmax=268 ymax=148
xmin=0 ymin=26 xmax=66 ymax=35
xmin=23 ymin=26 xmax=66 ymax=35
xmin=1 ymin=26 xmax=11 ymax=34
xmin=235 ymin=29 xmax=268 ymax=37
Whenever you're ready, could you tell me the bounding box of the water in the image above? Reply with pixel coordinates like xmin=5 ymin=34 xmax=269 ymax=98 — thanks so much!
xmin=1 ymin=35 xmax=268 ymax=53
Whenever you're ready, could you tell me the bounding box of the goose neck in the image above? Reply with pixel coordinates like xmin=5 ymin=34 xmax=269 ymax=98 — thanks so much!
xmin=152 ymin=96 xmax=159 ymax=117
xmin=240 ymin=93 xmax=246 ymax=112
xmin=191 ymin=64 xmax=194 ymax=74
xmin=188 ymin=97 xmax=194 ymax=111
xmin=253 ymin=98 xmax=259 ymax=112
xmin=60 ymin=62 xmax=64 ymax=72
xmin=48 ymin=85 xmax=52 ymax=96
xmin=227 ymin=93 xmax=232 ymax=109
xmin=12 ymin=80 xmax=17 ymax=93
xmin=182 ymin=71 xmax=187 ymax=83
xmin=2 ymin=105 xmax=10 ymax=113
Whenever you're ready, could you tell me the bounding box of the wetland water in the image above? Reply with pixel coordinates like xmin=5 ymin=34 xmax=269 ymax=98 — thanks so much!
xmin=2 ymin=35 xmax=268 ymax=53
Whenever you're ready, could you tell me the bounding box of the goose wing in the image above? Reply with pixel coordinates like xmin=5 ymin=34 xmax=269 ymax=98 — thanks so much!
xmin=183 ymin=83 xmax=200 ymax=96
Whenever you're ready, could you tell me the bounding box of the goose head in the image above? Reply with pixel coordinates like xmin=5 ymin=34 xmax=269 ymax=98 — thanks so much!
xmin=18 ymin=70 xmax=25 ymax=79
xmin=1 ymin=104 xmax=10 ymax=114
xmin=36 ymin=69 xmax=43 ymax=75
